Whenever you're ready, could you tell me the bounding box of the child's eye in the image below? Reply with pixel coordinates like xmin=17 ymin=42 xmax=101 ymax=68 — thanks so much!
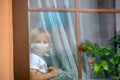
xmin=43 ymin=41 xmax=47 ymax=43
xmin=43 ymin=41 xmax=48 ymax=43
xmin=35 ymin=41 xmax=41 ymax=43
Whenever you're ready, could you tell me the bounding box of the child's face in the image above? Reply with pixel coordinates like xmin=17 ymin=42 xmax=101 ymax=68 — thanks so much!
xmin=33 ymin=33 xmax=49 ymax=44
xmin=31 ymin=33 xmax=50 ymax=56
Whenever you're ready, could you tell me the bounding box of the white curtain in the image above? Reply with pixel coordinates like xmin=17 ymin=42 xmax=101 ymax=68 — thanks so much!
xmin=29 ymin=0 xmax=78 ymax=80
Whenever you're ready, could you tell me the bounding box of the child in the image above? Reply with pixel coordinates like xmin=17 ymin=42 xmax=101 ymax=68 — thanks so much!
xmin=29 ymin=27 xmax=59 ymax=80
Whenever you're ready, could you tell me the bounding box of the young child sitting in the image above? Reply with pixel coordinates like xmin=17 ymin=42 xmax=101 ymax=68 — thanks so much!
xmin=29 ymin=27 xmax=59 ymax=80
xmin=30 ymin=27 xmax=73 ymax=80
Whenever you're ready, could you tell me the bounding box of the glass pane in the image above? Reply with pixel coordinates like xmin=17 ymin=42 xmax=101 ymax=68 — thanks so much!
xmin=28 ymin=12 xmax=79 ymax=80
xmin=80 ymin=13 xmax=120 ymax=79
xmin=29 ymin=0 xmax=75 ymax=8
xmin=116 ymin=14 xmax=120 ymax=32
xmin=80 ymin=0 xmax=120 ymax=9
xmin=80 ymin=13 xmax=115 ymax=46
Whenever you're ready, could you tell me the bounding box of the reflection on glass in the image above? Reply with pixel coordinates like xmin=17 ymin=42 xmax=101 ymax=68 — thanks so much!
xmin=80 ymin=13 xmax=119 ymax=79
xmin=28 ymin=0 xmax=75 ymax=8
xmin=28 ymin=12 xmax=78 ymax=80
xmin=79 ymin=0 xmax=120 ymax=9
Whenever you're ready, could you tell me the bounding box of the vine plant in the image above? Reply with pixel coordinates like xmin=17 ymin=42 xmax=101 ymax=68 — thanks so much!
xmin=81 ymin=31 xmax=120 ymax=79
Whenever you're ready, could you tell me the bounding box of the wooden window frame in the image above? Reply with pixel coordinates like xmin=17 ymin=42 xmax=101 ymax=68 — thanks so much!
xmin=13 ymin=0 xmax=120 ymax=80
xmin=13 ymin=0 xmax=30 ymax=80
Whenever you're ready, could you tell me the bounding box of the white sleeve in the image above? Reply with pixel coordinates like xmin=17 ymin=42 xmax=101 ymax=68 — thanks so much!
xmin=30 ymin=53 xmax=40 ymax=70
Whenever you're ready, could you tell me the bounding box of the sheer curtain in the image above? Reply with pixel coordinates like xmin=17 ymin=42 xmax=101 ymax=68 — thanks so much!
xmin=29 ymin=0 xmax=78 ymax=80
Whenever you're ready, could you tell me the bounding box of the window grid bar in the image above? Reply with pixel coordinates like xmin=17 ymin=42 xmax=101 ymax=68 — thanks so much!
xmin=28 ymin=8 xmax=120 ymax=13
xmin=75 ymin=0 xmax=82 ymax=79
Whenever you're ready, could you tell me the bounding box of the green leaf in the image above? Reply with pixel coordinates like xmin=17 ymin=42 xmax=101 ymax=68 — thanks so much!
xmin=110 ymin=58 xmax=115 ymax=65
xmin=113 ymin=54 xmax=120 ymax=65
xmin=105 ymin=52 xmax=109 ymax=55
xmin=114 ymin=53 xmax=120 ymax=57
xmin=115 ymin=59 xmax=120 ymax=65
xmin=87 ymin=46 xmax=93 ymax=51
xmin=100 ymin=54 xmax=105 ymax=60
xmin=92 ymin=49 xmax=99 ymax=57
xmin=99 ymin=46 xmax=105 ymax=49
xmin=100 ymin=61 xmax=108 ymax=71
xmin=107 ymin=47 xmax=113 ymax=51
xmin=94 ymin=64 xmax=100 ymax=73
xmin=108 ymin=68 xmax=112 ymax=73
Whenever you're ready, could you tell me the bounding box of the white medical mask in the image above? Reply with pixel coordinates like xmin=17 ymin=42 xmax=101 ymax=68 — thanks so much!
xmin=31 ymin=43 xmax=50 ymax=57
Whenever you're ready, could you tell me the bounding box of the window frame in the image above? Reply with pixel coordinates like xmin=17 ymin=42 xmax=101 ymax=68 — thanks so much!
xmin=13 ymin=0 xmax=30 ymax=80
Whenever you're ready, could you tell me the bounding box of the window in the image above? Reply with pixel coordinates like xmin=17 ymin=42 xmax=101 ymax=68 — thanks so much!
xmin=13 ymin=0 xmax=120 ymax=80
xmin=28 ymin=0 xmax=120 ymax=80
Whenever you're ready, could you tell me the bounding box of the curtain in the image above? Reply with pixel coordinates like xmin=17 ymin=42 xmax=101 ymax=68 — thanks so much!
xmin=29 ymin=0 xmax=78 ymax=80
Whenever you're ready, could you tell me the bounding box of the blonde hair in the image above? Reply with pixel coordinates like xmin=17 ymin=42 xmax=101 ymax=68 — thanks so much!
xmin=30 ymin=27 xmax=51 ymax=45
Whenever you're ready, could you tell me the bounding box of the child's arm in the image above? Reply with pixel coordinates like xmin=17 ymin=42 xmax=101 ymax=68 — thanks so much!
xmin=30 ymin=66 xmax=59 ymax=80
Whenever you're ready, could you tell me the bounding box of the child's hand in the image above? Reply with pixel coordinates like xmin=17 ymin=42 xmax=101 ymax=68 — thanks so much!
xmin=48 ymin=66 xmax=59 ymax=77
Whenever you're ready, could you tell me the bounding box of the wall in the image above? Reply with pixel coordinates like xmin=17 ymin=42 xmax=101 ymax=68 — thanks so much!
xmin=0 ymin=0 xmax=13 ymax=80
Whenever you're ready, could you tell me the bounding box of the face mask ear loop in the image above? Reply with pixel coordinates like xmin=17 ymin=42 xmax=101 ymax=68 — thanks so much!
xmin=44 ymin=54 xmax=49 ymax=57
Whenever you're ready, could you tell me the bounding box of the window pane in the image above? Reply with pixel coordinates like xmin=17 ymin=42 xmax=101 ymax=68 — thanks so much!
xmin=80 ymin=13 xmax=115 ymax=46
xmin=116 ymin=14 xmax=120 ymax=32
xmin=29 ymin=0 xmax=75 ymax=8
xmin=28 ymin=12 xmax=79 ymax=80
xmin=80 ymin=13 xmax=120 ymax=79
xmin=79 ymin=0 xmax=120 ymax=9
